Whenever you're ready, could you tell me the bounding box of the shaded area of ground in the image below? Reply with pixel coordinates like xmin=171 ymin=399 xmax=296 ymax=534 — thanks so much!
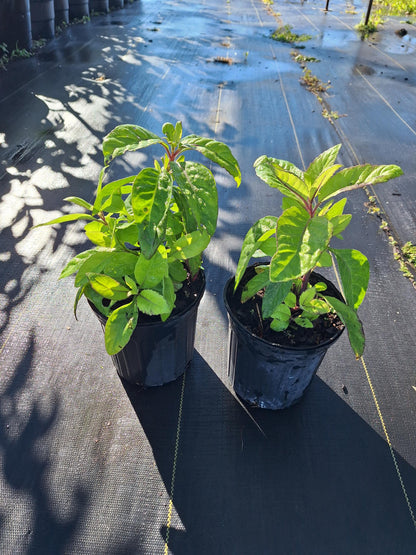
xmin=0 ymin=0 xmax=415 ymax=553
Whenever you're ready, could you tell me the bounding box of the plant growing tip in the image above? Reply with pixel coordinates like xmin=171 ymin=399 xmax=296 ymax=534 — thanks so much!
xmin=235 ymin=144 xmax=403 ymax=358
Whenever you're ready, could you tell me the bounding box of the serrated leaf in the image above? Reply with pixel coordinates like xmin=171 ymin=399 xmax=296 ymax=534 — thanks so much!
xmin=136 ymin=289 xmax=170 ymax=315
xmin=105 ymin=301 xmax=138 ymax=355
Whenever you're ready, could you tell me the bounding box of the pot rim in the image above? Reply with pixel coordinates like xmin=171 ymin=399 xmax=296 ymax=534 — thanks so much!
xmin=223 ymin=268 xmax=345 ymax=352
xmin=89 ymin=270 xmax=206 ymax=327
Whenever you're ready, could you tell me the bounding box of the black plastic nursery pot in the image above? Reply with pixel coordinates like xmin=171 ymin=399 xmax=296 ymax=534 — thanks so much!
xmin=224 ymin=266 xmax=345 ymax=410
xmin=68 ymin=0 xmax=88 ymax=19
xmin=54 ymin=0 xmax=69 ymax=25
xmin=89 ymin=0 xmax=109 ymax=13
xmin=30 ymin=0 xmax=55 ymax=40
xmin=0 ymin=0 xmax=32 ymax=51
xmin=89 ymin=271 xmax=205 ymax=387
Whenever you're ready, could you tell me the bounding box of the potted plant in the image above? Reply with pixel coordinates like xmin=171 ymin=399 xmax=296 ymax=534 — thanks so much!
xmin=36 ymin=121 xmax=241 ymax=386
xmin=224 ymin=144 xmax=402 ymax=409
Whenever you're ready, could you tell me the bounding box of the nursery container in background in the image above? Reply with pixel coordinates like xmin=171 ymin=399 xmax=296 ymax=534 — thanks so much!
xmin=68 ymin=0 xmax=89 ymax=19
xmin=54 ymin=0 xmax=69 ymax=24
xmin=89 ymin=0 xmax=109 ymax=13
xmin=30 ymin=0 xmax=55 ymax=39
xmin=0 ymin=0 xmax=32 ymax=50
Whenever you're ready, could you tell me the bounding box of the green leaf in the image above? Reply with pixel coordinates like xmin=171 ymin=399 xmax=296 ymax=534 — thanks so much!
xmin=124 ymin=275 xmax=138 ymax=294
xmin=73 ymin=285 xmax=86 ymax=319
xmin=299 ymin=287 xmax=316 ymax=306
xmin=324 ymin=296 xmax=364 ymax=358
xmin=60 ymin=249 xmax=97 ymax=280
xmin=134 ymin=250 xmax=168 ymax=289
xmin=270 ymin=318 xmax=290 ymax=332
xmin=180 ymin=135 xmax=241 ymax=186
xmin=169 ymin=229 xmax=210 ymax=261
xmin=304 ymin=144 xmax=342 ymax=185
xmin=74 ymin=250 xmax=114 ymax=286
xmin=32 ymin=213 xmax=96 ymax=228
xmin=163 ymin=121 xmax=182 ymax=145
xmin=254 ymin=156 xmax=309 ymax=204
xmin=323 ymin=197 xmax=346 ymax=218
xmin=84 ymin=220 xmax=115 ymax=247
xmin=105 ymin=301 xmax=138 ymax=355
xmin=171 ymin=161 xmax=218 ymax=236
xmin=270 ymin=207 xmax=331 ymax=282
xmin=331 ymin=248 xmax=369 ymax=309
xmin=241 ymin=267 xmax=270 ymax=303
xmin=169 ymin=259 xmax=187 ymax=283
xmin=318 ymin=164 xmax=403 ymax=202
xmin=310 ymin=164 xmax=343 ymax=198
xmin=137 ymin=289 xmax=170 ymax=315
xmin=132 ymin=167 xmax=173 ymax=258
xmin=270 ymin=302 xmax=291 ymax=320
xmin=93 ymin=175 xmax=135 ymax=214
xmin=116 ymin=222 xmax=139 ymax=246
xmin=331 ymin=214 xmax=352 ymax=237
xmin=285 ymin=291 xmax=297 ymax=308
xmin=234 ymin=216 xmax=278 ymax=289
xmin=252 ymin=236 xmax=276 ymax=258
xmin=262 ymin=281 xmax=292 ymax=318
xmin=295 ymin=317 xmax=314 ymax=328
xmin=102 ymin=124 xmax=162 ymax=165
xmin=160 ymin=275 xmax=175 ymax=318
xmin=316 ymin=251 xmax=332 ymax=267
xmin=88 ymin=273 xmax=130 ymax=300
xmin=64 ymin=196 xmax=93 ymax=211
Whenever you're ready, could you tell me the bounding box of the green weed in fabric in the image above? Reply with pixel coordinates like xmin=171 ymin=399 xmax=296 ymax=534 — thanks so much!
xmin=271 ymin=25 xmax=311 ymax=44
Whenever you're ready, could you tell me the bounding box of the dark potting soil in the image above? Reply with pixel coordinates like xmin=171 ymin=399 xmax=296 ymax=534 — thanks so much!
xmin=228 ymin=271 xmax=345 ymax=348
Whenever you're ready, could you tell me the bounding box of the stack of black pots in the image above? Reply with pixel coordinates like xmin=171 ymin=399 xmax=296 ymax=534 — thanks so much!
xmin=0 ymin=0 xmax=132 ymax=53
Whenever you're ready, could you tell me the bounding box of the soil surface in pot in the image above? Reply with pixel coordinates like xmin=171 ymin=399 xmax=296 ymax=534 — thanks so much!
xmin=229 ymin=272 xmax=345 ymax=348
xmin=96 ymin=270 xmax=205 ymax=323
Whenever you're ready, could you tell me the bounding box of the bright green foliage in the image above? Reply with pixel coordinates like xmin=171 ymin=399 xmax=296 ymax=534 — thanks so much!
xmin=235 ymin=144 xmax=402 ymax=358
xmin=35 ymin=121 xmax=241 ymax=354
